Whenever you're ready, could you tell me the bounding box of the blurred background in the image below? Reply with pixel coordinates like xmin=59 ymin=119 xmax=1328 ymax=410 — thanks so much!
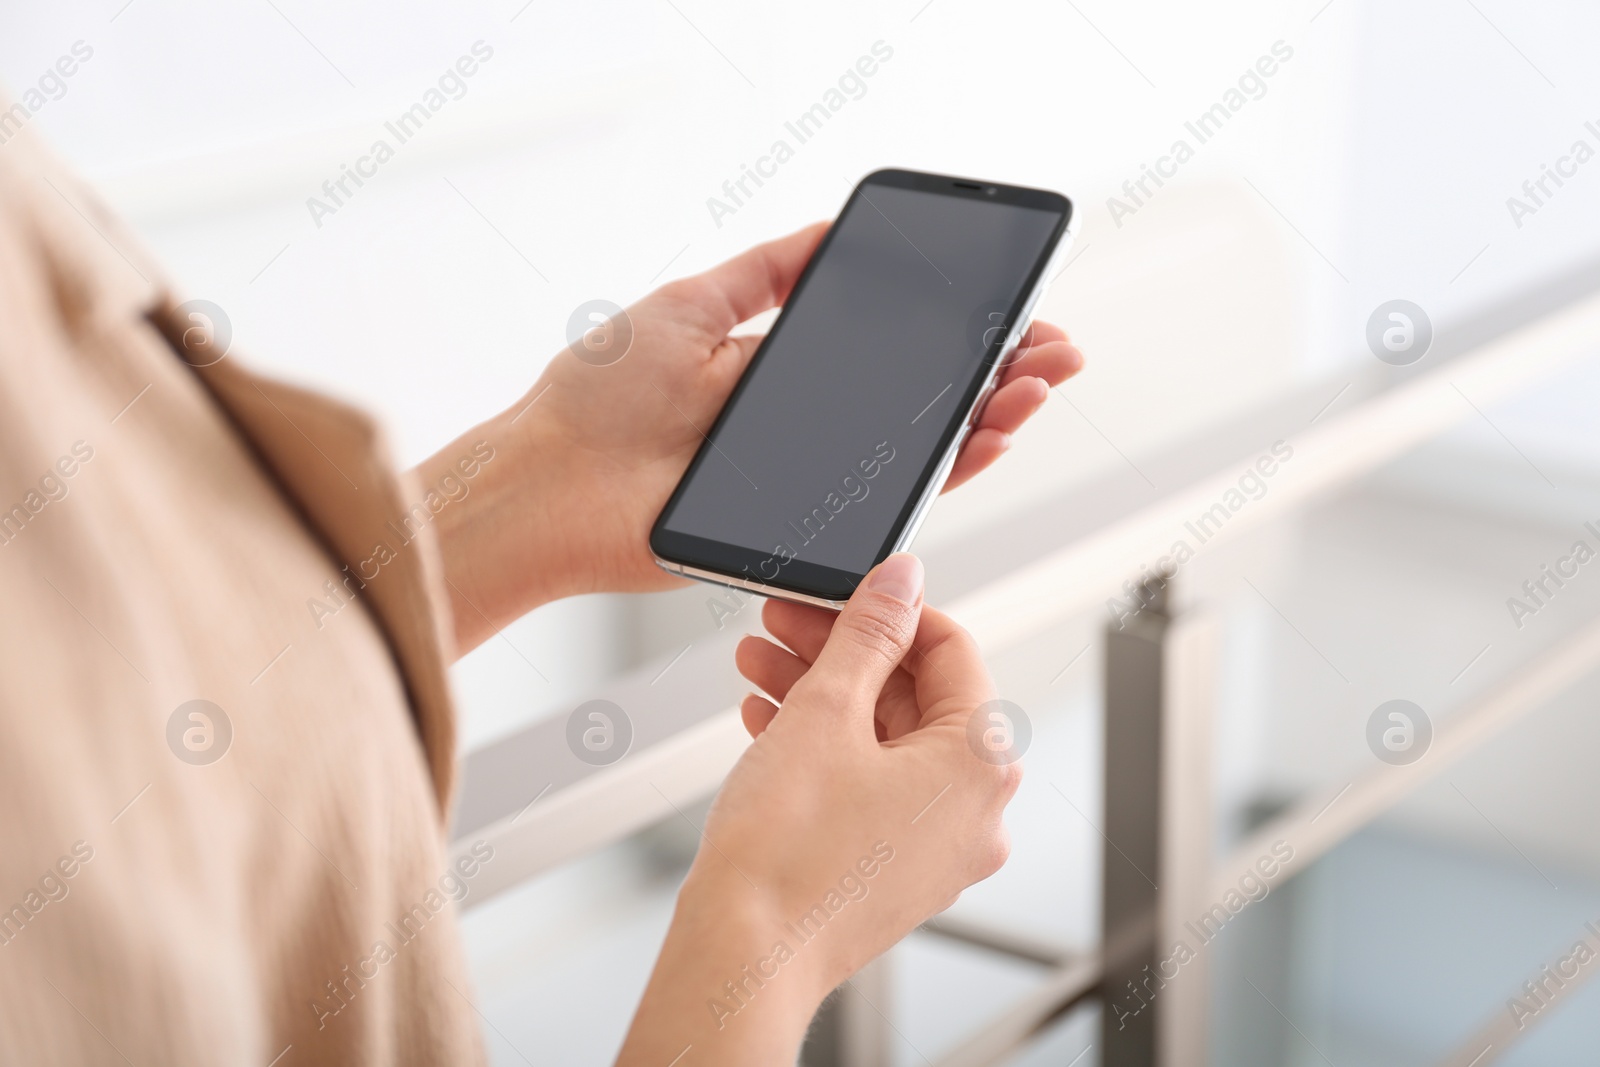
xmin=8 ymin=0 xmax=1600 ymax=1063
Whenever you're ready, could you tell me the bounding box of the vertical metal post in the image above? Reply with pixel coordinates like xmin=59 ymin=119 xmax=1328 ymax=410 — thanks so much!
xmin=1100 ymin=581 xmax=1216 ymax=1067
xmin=1101 ymin=585 xmax=1169 ymax=1066
xmin=1158 ymin=609 xmax=1217 ymax=1067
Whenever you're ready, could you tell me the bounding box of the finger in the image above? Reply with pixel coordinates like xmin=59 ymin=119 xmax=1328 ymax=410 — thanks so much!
xmin=1015 ymin=319 xmax=1068 ymax=349
xmin=792 ymin=553 xmax=925 ymax=718
xmin=999 ymin=339 xmax=1083 ymax=388
xmin=735 ymin=634 xmax=811 ymax=703
xmin=901 ymin=603 xmax=996 ymax=729
xmin=666 ymin=222 xmax=828 ymax=336
xmin=942 ymin=427 xmax=1010 ymax=492
xmin=761 ymin=598 xmax=837 ymax=663
xmin=975 ymin=376 xmax=1049 ymax=436
xmin=740 ymin=692 xmax=780 ymax=738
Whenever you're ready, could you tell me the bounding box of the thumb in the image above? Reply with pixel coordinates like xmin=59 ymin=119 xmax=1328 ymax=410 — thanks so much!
xmin=796 ymin=554 xmax=925 ymax=715
xmin=669 ymin=222 xmax=827 ymax=337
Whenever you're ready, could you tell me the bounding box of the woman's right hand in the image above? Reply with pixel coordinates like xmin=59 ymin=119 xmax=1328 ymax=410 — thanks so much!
xmin=616 ymin=554 xmax=1023 ymax=1066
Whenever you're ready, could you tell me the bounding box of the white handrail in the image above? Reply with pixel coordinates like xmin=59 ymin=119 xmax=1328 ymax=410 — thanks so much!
xmin=946 ymin=288 xmax=1600 ymax=649
xmin=1218 ymin=610 xmax=1600 ymax=904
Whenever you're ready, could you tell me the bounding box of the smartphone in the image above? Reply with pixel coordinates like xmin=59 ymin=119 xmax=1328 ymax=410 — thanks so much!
xmin=650 ymin=168 xmax=1076 ymax=609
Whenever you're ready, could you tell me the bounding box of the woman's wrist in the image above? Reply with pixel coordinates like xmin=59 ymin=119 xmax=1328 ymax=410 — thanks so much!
xmin=415 ymin=396 xmax=581 ymax=655
xmin=618 ymin=869 xmax=834 ymax=1065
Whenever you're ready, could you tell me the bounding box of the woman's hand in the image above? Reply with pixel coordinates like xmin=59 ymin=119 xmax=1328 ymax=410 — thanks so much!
xmin=419 ymin=225 xmax=1084 ymax=655
xmin=616 ymin=555 xmax=1020 ymax=1065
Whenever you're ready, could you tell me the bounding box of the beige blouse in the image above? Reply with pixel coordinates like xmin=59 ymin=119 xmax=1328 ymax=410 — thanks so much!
xmin=0 ymin=111 xmax=485 ymax=1063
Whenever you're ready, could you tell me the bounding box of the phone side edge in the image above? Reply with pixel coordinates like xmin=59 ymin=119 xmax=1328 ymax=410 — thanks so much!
xmin=889 ymin=200 xmax=1079 ymax=555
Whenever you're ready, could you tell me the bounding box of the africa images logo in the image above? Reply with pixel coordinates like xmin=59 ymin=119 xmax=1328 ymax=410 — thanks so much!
xmin=166 ymin=700 xmax=233 ymax=766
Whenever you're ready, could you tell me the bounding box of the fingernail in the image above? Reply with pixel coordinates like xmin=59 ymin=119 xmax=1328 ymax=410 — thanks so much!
xmin=867 ymin=553 xmax=924 ymax=605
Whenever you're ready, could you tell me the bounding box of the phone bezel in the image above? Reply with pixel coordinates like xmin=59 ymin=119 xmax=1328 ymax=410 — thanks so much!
xmin=649 ymin=168 xmax=1074 ymax=607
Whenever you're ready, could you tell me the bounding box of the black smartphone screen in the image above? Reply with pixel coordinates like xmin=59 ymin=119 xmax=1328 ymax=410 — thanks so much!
xmin=651 ymin=170 xmax=1070 ymax=601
